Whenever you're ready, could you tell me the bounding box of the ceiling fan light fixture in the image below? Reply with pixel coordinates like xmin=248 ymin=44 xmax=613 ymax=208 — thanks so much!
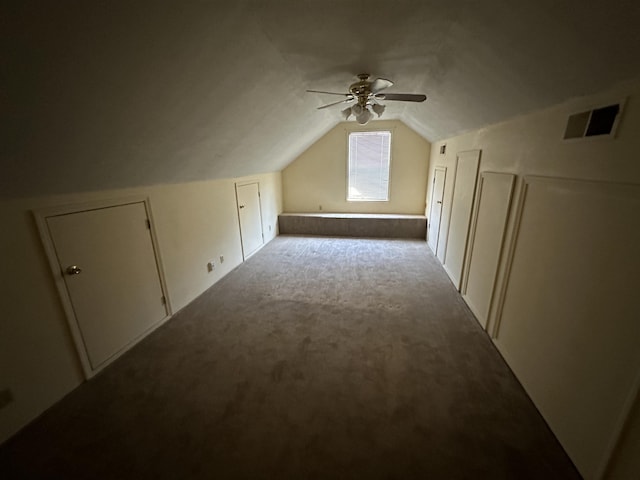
xmin=351 ymin=104 xmax=364 ymax=116
xmin=356 ymin=108 xmax=372 ymax=125
xmin=341 ymin=107 xmax=352 ymax=120
xmin=372 ymin=103 xmax=385 ymax=117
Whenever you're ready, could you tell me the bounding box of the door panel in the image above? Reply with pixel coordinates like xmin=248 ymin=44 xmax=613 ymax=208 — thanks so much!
xmin=461 ymin=172 xmax=515 ymax=329
xmin=47 ymin=202 xmax=167 ymax=369
xmin=236 ymin=183 xmax=264 ymax=259
xmin=442 ymin=150 xmax=481 ymax=289
xmin=428 ymin=167 xmax=446 ymax=254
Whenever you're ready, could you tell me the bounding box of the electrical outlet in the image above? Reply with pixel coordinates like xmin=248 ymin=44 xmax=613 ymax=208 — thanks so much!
xmin=219 ymin=255 xmax=224 ymax=263
xmin=207 ymin=261 xmax=215 ymax=273
xmin=268 ymin=225 xmax=272 ymax=232
xmin=0 ymin=389 xmax=13 ymax=410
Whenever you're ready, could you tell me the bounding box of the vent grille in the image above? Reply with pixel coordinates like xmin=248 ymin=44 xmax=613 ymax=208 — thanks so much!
xmin=563 ymin=101 xmax=623 ymax=140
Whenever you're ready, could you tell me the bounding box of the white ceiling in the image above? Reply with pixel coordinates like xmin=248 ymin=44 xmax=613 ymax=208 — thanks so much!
xmin=2 ymin=1 xmax=640 ymax=197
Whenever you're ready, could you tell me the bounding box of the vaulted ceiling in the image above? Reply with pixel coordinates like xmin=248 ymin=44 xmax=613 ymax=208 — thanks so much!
xmin=3 ymin=1 xmax=640 ymax=198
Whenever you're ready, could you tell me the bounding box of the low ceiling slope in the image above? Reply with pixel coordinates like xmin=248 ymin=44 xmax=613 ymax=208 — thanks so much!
xmin=2 ymin=1 xmax=640 ymax=198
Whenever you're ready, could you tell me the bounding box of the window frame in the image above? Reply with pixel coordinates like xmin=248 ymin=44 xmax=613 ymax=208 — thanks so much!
xmin=345 ymin=129 xmax=393 ymax=202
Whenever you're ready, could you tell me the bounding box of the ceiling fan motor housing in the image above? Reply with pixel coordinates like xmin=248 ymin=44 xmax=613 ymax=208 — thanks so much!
xmin=349 ymin=74 xmax=373 ymax=106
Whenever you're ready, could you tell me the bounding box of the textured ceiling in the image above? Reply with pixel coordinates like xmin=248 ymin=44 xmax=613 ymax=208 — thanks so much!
xmin=2 ymin=0 xmax=640 ymax=197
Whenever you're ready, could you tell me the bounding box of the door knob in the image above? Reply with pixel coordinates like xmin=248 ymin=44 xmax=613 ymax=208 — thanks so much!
xmin=239 ymin=205 xmax=245 ymax=209
xmin=436 ymin=201 xmax=442 ymax=204
xmin=65 ymin=265 xmax=82 ymax=275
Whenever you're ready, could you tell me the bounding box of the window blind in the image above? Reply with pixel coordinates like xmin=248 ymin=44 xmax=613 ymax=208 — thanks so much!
xmin=347 ymin=131 xmax=391 ymax=201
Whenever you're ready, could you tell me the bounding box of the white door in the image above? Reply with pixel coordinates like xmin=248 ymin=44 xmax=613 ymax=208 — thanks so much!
xmin=46 ymin=202 xmax=168 ymax=370
xmin=461 ymin=172 xmax=515 ymax=330
xmin=428 ymin=167 xmax=447 ymax=254
xmin=236 ymin=182 xmax=264 ymax=259
xmin=442 ymin=150 xmax=481 ymax=290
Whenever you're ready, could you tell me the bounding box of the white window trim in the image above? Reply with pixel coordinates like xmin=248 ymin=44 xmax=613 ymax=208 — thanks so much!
xmin=345 ymin=127 xmax=394 ymax=202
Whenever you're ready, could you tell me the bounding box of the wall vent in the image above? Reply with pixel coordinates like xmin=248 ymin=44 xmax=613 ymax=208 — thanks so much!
xmin=563 ymin=100 xmax=624 ymax=140
xmin=440 ymin=144 xmax=446 ymax=154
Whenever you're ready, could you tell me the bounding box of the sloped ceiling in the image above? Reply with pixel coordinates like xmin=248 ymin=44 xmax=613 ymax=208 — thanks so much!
xmin=2 ymin=0 xmax=640 ymax=198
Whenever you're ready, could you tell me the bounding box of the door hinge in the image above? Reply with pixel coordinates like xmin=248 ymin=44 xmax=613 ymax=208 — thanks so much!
xmin=145 ymin=219 xmax=151 ymax=229
xmin=258 ymin=191 xmax=261 ymax=198
xmin=161 ymin=295 xmax=166 ymax=305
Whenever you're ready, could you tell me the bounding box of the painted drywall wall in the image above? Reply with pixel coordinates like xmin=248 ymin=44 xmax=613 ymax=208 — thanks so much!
xmin=0 ymin=171 xmax=282 ymax=444
xmin=425 ymin=79 xmax=640 ymax=480
xmin=282 ymin=120 xmax=430 ymax=214
xmin=607 ymin=394 xmax=640 ymax=479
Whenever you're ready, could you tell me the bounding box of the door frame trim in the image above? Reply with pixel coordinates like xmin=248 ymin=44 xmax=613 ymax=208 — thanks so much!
xmin=32 ymin=195 xmax=172 ymax=378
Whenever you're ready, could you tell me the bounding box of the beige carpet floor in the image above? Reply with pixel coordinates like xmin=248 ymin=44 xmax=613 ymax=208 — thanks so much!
xmin=0 ymin=235 xmax=581 ymax=479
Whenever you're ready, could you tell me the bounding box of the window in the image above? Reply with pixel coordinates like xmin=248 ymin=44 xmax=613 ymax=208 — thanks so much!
xmin=347 ymin=130 xmax=391 ymax=201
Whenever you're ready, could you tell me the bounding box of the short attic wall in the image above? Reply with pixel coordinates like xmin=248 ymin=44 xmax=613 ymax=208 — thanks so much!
xmin=278 ymin=213 xmax=427 ymax=239
xmin=0 ymin=172 xmax=282 ymax=445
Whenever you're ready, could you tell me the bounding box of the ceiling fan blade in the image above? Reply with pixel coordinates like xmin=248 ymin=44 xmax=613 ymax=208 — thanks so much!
xmin=377 ymin=93 xmax=427 ymax=102
xmin=317 ymin=97 xmax=354 ymax=109
xmin=370 ymin=78 xmax=393 ymax=93
xmin=307 ymin=89 xmax=352 ymax=97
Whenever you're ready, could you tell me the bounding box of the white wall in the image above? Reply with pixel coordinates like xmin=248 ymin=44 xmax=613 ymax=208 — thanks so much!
xmin=426 ymin=79 xmax=640 ymax=480
xmin=0 ymin=171 xmax=282 ymax=444
xmin=282 ymin=120 xmax=430 ymax=214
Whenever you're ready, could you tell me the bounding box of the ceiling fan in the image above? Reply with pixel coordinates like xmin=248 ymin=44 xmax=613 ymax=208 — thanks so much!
xmin=307 ymin=73 xmax=427 ymax=125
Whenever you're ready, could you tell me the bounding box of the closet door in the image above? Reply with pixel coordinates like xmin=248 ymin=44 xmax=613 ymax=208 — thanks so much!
xmin=428 ymin=167 xmax=447 ymax=254
xmin=46 ymin=201 xmax=168 ymax=372
xmin=236 ymin=182 xmax=264 ymax=259
xmin=461 ymin=172 xmax=515 ymax=329
xmin=442 ymin=150 xmax=481 ymax=289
